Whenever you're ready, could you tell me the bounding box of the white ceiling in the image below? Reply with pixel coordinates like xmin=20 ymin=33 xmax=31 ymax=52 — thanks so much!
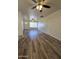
xmin=18 ymin=0 xmax=61 ymax=18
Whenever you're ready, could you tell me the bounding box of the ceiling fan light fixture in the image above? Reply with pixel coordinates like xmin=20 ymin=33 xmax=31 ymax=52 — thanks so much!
xmin=36 ymin=5 xmax=39 ymax=10
xmin=36 ymin=5 xmax=43 ymax=10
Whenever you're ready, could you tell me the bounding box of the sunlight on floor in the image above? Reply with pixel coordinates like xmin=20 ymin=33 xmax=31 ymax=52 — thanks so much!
xmin=28 ymin=30 xmax=39 ymax=40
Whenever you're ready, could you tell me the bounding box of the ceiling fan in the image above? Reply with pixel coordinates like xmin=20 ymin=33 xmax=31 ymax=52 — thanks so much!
xmin=32 ymin=0 xmax=51 ymax=12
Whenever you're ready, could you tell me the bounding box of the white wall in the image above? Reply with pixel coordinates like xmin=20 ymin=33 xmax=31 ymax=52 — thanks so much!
xmin=39 ymin=10 xmax=61 ymax=40
xmin=18 ymin=12 xmax=23 ymax=36
xmin=24 ymin=18 xmax=30 ymax=29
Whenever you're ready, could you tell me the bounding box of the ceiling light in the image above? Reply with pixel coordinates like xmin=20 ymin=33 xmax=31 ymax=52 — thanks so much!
xmin=36 ymin=5 xmax=43 ymax=10
xmin=36 ymin=5 xmax=39 ymax=10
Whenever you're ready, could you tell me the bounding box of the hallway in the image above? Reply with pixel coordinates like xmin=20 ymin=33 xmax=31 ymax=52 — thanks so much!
xmin=18 ymin=29 xmax=61 ymax=59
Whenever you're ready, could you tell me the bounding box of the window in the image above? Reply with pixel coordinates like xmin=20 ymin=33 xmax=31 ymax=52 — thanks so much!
xmin=30 ymin=22 xmax=38 ymax=28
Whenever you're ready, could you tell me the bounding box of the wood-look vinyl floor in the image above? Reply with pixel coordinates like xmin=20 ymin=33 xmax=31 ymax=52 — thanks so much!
xmin=18 ymin=29 xmax=61 ymax=59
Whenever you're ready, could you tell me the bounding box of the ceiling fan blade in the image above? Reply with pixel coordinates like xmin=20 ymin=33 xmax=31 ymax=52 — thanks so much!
xmin=38 ymin=0 xmax=42 ymax=2
xmin=32 ymin=0 xmax=37 ymax=3
xmin=32 ymin=6 xmax=36 ymax=9
xmin=37 ymin=0 xmax=45 ymax=2
xmin=43 ymin=5 xmax=51 ymax=8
